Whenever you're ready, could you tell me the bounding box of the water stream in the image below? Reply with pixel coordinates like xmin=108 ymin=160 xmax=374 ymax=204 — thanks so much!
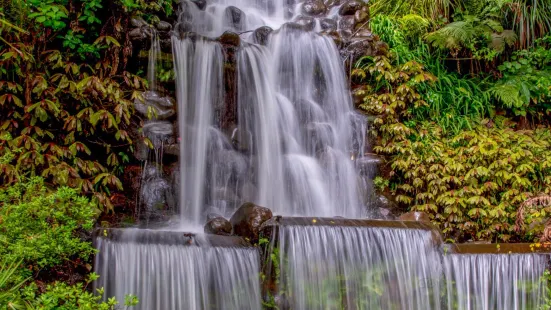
xmin=94 ymin=0 xmax=551 ymax=309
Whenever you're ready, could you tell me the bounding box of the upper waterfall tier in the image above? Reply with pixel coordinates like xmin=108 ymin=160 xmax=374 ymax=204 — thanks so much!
xmin=171 ymin=0 xmax=372 ymax=223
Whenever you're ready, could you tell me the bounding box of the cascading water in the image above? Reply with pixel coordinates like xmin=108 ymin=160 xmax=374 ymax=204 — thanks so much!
xmin=443 ymin=253 xmax=549 ymax=310
xmin=275 ymin=223 xmax=442 ymax=310
xmin=95 ymin=230 xmax=261 ymax=310
xmin=95 ymin=1 xmax=551 ymax=309
xmin=174 ymin=0 xmax=368 ymax=220
xmin=265 ymin=219 xmax=551 ymax=310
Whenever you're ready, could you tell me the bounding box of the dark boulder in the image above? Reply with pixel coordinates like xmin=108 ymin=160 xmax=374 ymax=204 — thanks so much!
xmin=230 ymin=202 xmax=273 ymax=242
xmin=253 ymin=26 xmax=273 ymax=45
xmin=302 ymin=0 xmax=327 ymax=16
xmin=129 ymin=28 xmax=147 ymax=41
xmin=219 ymin=31 xmax=241 ymax=47
xmin=320 ymin=18 xmax=337 ymax=31
xmin=225 ymin=6 xmax=245 ymax=31
xmin=156 ymin=21 xmax=172 ymax=31
xmin=354 ymin=9 xmax=369 ymax=24
xmin=204 ymin=217 xmax=233 ymax=236
xmin=134 ymin=91 xmax=176 ymax=120
xmin=131 ymin=17 xmax=148 ymax=28
xmin=338 ymin=15 xmax=356 ymax=31
xmin=339 ymin=0 xmax=363 ymax=16
xmin=324 ymin=0 xmax=341 ymax=8
xmin=294 ymin=16 xmax=315 ymax=31
xmin=191 ymin=0 xmax=206 ymax=10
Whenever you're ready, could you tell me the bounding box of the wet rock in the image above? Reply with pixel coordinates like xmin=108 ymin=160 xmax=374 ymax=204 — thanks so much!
xmin=230 ymin=202 xmax=273 ymax=242
xmin=345 ymin=36 xmax=376 ymax=62
xmin=204 ymin=217 xmax=233 ymax=236
xmin=131 ymin=17 xmax=148 ymax=28
xmin=399 ymin=211 xmax=431 ymax=222
xmin=142 ymin=121 xmax=174 ymax=149
xmin=324 ymin=0 xmax=341 ymax=7
xmin=339 ymin=15 xmax=356 ymax=31
xmin=129 ymin=28 xmax=147 ymax=41
xmin=207 ymin=212 xmax=224 ymax=221
xmin=354 ymin=29 xmax=374 ymax=38
xmin=354 ymin=9 xmax=369 ymax=24
xmin=273 ymin=293 xmax=291 ymax=310
xmin=320 ymin=18 xmax=337 ymax=31
xmin=191 ymin=0 xmax=206 ymax=10
xmin=324 ymin=30 xmax=343 ymax=47
xmin=253 ymin=26 xmax=273 ymax=45
xmin=225 ymin=6 xmax=244 ymax=31
xmin=294 ymin=16 xmax=315 ymax=31
xmin=134 ymin=91 xmax=176 ymax=120
xmin=156 ymin=21 xmax=172 ymax=31
xmin=302 ymin=0 xmax=327 ymax=16
xmin=164 ymin=143 xmax=179 ymax=157
xmin=175 ymin=22 xmax=193 ymax=35
xmin=338 ymin=29 xmax=353 ymax=39
xmin=355 ymin=155 xmax=382 ymax=178
xmin=140 ymin=165 xmax=175 ymax=220
xmin=339 ymin=0 xmax=363 ymax=16
xmin=219 ymin=31 xmax=241 ymax=47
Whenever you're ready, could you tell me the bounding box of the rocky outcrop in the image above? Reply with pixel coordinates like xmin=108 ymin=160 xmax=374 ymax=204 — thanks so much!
xmin=204 ymin=217 xmax=233 ymax=235
xmin=302 ymin=0 xmax=327 ymax=16
xmin=230 ymin=202 xmax=273 ymax=242
xmin=134 ymin=91 xmax=176 ymax=120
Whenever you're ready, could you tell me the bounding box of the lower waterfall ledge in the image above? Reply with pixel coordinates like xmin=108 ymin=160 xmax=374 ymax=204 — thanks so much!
xmin=93 ymin=228 xmax=253 ymax=247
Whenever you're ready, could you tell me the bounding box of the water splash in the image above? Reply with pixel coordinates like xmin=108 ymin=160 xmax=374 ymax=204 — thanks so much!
xmin=94 ymin=229 xmax=261 ymax=310
xmin=276 ymin=225 xmax=442 ymax=310
xmin=443 ymin=253 xmax=549 ymax=310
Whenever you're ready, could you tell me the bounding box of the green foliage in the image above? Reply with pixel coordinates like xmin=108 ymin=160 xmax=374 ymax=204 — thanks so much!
xmin=381 ymin=120 xmax=551 ymax=242
xmin=503 ymin=0 xmax=551 ymax=49
xmin=0 ymin=177 xmax=97 ymax=269
xmin=15 ymin=274 xmax=138 ymax=310
xmin=373 ymin=176 xmax=389 ymax=192
xmin=0 ymin=3 xmax=147 ymax=210
xmin=425 ymin=9 xmax=517 ymax=60
xmin=369 ymin=0 xmax=455 ymax=20
xmin=488 ymin=35 xmax=551 ymax=116
xmin=0 ymin=259 xmax=27 ymax=309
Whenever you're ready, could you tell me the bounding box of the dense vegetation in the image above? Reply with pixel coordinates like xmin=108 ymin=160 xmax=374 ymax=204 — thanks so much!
xmin=0 ymin=0 xmax=172 ymax=307
xmin=356 ymin=0 xmax=551 ymax=242
xmin=1 ymin=0 xmax=551 ymax=307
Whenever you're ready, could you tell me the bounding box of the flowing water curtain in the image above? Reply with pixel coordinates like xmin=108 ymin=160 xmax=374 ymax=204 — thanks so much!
xmin=94 ymin=231 xmax=261 ymax=310
xmin=276 ymin=225 xmax=443 ymax=310
xmin=236 ymin=27 xmax=368 ymax=217
xmin=173 ymin=37 xmax=233 ymax=222
xmin=443 ymin=253 xmax=550 ymax=310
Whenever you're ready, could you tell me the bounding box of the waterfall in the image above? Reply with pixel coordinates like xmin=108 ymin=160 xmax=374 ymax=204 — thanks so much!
xmin=94 ymin=229 xmax=261 ymax=310
xmin=148 ymin=29 xmax=161 ymax=92
xmin=173 ymin=0 xmax=368 ymax=220
xmin=276 ymin=225 xmax=442 ymax=310
xmin=172 ymin=37 xmax=227 ymax=223
xmin=443 ymin=253 xmax=549 ymax=310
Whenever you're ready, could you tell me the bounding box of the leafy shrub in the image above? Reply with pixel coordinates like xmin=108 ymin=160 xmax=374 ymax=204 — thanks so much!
xmin=0 ymin=177 xmax=97 ymax=269
xmin=20 ymin=279 xmax=138 ymax=310
xmin=382 ymin=120 xmax=551 ymax=242
xmin=0 ymin=0 xmax=147 ymax=210
xmin=488 ymin=35 xmax=551 ymax=117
